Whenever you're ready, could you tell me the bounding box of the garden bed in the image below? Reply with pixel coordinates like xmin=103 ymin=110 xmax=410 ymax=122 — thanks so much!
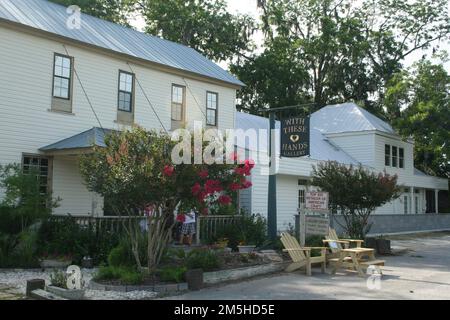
xmin=89 ymin=262 xmax=286 ymax=294
xmin=90 ymin=250 xmax=283 ymax=295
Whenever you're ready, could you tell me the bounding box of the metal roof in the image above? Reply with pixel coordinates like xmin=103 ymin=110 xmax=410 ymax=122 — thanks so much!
xmin=40 ymin=127 xmax=112 ymax=151
xmin=312 ymin=103 xmax=396 ymax=135
xmin=0 ymin=0 xmax=244 ymax=87
xmin=235 ymin=112 xmax=360 ymax=165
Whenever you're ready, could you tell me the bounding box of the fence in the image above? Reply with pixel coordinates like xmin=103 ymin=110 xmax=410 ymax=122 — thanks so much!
xmin=52 ymin=214 xmax=242 ymax=244
xmin=195 ymin=215 xmax=242 ymax=245
xmin=50 ymin=214 xmax=143 ymax=235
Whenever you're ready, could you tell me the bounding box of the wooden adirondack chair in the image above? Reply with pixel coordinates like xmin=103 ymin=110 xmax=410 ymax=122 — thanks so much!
xmin=323 ymin=228 xmax=385 ymax=275
xmin=280 ymin=232 xmax=327 ymax=276
xmin=327 ymin=228 xmax=365 ymax=248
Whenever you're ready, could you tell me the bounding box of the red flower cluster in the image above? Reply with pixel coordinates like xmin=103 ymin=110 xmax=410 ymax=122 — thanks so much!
xmin=163 ymin=165 xmax=175 ymax=177
xmin=218 ymin=195 xmax=232 ymax=205
xmin=198 ymin=169 xmax=209 ymax=179
xmin=191 ymin=182 xmax=202 ymax=195
xmin=204 ymin=179 xmax=223 ymax=194
xmin=234 ymin=159 xmax=255 ymax=176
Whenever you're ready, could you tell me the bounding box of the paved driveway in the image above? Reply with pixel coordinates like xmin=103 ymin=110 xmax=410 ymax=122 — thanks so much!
xmin=162 ymin=233 xmax=450 ymax=300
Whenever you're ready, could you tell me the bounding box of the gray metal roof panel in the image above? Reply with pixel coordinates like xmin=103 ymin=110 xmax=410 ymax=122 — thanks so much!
xmin=311 ymin=103 xmax=396 ymax=135
xmin=40 ymin=127 xmax=112 ymax=151
xmin=0 ymin=0 xmax=244 ymax=87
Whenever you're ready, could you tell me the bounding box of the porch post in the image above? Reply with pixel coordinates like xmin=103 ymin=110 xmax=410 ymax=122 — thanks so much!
xmin=410 ymin=187 xmax=414 ymax=214
xmin=435 ymin=189 xmax=439 ymax=214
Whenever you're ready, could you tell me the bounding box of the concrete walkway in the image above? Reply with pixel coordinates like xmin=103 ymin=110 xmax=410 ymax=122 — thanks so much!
xmin=163 ymin=233 xmax=450 ymax=300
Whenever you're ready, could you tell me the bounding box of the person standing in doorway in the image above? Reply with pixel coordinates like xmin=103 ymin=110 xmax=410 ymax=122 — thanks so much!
xmin=179 ymin=208 xmax=196 ymax=246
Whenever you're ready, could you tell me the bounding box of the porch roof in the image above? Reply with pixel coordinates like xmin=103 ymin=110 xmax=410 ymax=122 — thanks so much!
xmin=39 ymin=127 xmax=112 ymax=153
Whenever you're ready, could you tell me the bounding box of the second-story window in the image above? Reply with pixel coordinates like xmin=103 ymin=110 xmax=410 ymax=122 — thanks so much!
xmin=392 ymin=146 xmax=398 ymax=167
xmin=206 ymin=92 xmax=218 ymax=126
xmin=53 ymin=54 xmax=72 ymax=100
xmin=171 ymin=85 xmax=185 ymax=122
xmin=399 ymin=148 xmax=405 ymax=168
xmin=385 ymin=144 xmax=390 ymax=166
xmin=118 ymin=71 xmax=134 ymax=112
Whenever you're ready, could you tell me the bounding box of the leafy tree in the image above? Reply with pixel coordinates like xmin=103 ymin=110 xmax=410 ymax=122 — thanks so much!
xmin=131 ymin=0 xmax=256 ymax=62
xmin=385 ymin=60 xmax=450 ymax=179
xmin=233 ymin=0 xmax=450 ymax=115
xmin=311 ymin=161 xmax=401 ymax=239
xmin=49 ymin=0 xmax=133 ymax=25
xmin=0 ymin=164 xmax=59 ymax=233
xmin=79 ymin=127 xmax=254 ymax=271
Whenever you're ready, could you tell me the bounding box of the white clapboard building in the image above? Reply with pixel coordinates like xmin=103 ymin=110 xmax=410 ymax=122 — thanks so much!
xmin=0 ymin=0 xmax=242 ymax=215
xmin=237 ymin=103 xmax=449 ymax=233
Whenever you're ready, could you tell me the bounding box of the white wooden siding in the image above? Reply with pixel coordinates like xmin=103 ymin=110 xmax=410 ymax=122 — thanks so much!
xmin=0 ymin=26 xmax=237 ymax=212
xmin=52 ymin=156 xmax=103 ymax=215
xmin=326 ymin=132 xmax=375 ymax=166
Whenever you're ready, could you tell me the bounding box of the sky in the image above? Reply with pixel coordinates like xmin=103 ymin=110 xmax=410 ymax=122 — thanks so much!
xmin=130 ymin=0 xmax=450 ymax=72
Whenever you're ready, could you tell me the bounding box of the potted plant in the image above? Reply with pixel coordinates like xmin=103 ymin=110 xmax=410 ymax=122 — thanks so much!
xmin=375 ymin=235 xmax=391 ymax=255
xmin=237 ymin=240 xmax=256 ymax=254
xmin=215 ymin=238 xmax=232 ymax=253
xmin=46 ymin=269 xmax=85 ymax=300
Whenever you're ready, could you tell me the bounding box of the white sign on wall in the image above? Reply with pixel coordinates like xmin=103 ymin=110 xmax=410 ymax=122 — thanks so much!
xmin=305 ymin=191 xmax=329 ymax=211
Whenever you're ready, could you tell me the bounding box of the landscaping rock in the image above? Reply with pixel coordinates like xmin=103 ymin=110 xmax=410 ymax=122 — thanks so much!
xmin=257 ymin=250 xmax=283 ymax=263
xmin=26 ymin=279 xmax=45 ymax=297
xmin=46 ymin=285 xmax=85 ymax=300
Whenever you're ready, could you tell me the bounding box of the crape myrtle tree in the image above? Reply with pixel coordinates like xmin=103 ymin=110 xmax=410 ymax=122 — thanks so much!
xmin=311 ymin=161 xmax=401 ymax=239
xmin=79 ymin=127 xmax=254 ymax=272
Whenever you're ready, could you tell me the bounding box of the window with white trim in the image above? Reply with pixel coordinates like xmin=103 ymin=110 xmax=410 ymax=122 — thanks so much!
xmin=385 ymin=144 xmax=390 ymax=166
xmin=171 ymin=85 xmax=185 ymax=121
xmin=392 ymin=146 xmax=398 ymax=167
xmin=206 ymin=91 xmax=218 ymax=126
xmin=399 ymin=148 xmax=405 ymax=168
xmin=118 ymin=71 xmax=134 ymax=112
xmin=298 ymin=189 xmax=305 ymax=208
xmin=53 ymin=54 xmax=72 ymax=100
xmin=22 ymin=155 xmax=51 ymax=196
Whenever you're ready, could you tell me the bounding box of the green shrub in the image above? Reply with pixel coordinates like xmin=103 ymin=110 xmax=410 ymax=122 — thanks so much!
xmin=0 ymin=164 xmax=58 ymax=232
xmin=108 ymin=243 xmax=133 ymax=268
xmin=94 ymin=266 xmax=143 ymax=285
xmin=119 ymin=269 xmax=144 ymax=285
xmin=305 ymin=235 xmax=325 ymax=247
xmin=213 ymin=213 xmax=268 ymax=250
xmin=159 ymin=266 xmax=187 ymax=283
xmin=186 ymin=249 xmax=220 ymax=271
xmin=49 ymin=270 xmax=68 ymax=289
xmin=0 ymin=230 xmax=39 ymax=268
xmin=11 ymin=230 xmax=39 ymax=268
xmin=37 ymin=218 xmax=120 ymax=265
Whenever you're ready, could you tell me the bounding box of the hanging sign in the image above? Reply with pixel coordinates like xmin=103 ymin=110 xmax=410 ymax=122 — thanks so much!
xmin=280 ymin=116 xmax=310 ymax=157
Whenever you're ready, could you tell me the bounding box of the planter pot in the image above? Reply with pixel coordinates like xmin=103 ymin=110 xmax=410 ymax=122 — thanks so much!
xmin=40 ymin=259 xmax=72 ymax=269
xmin=364 ymin=237 xmax=377 ymax=250
xmin=81 ymin=257 xmax=94 ymax=269
xmin=46 ymin=285 xmax=85 ymax=300
xmin=237 ymin=245 xmax=256 ymax=254
xmin=185 ymin=269 xmax=204 ymax=291
xmin=376 ymin=239 xmax=391 ymax=255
